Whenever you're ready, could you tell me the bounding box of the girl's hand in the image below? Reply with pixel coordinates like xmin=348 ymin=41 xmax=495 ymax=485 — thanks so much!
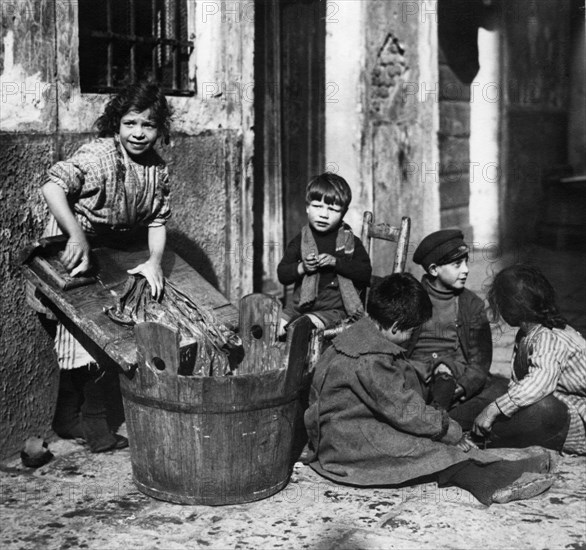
xmin=472 ymin=402 xmax=501 ymax=437
xmin=316 ymin=253 xmax=336 ymax=268
xmin=62 ymin=234 xmax=92 ymax=277
xmin=128 ymin=259 xmax=164 ymax=300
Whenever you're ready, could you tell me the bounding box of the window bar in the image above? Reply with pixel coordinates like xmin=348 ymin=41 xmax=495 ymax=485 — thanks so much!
xmin=173 ymin=0 xmax=179 ymax=91
xmin=129 ymin=0 xmax=136 ymax=83
xmin=161 ymin=0 xmax=167 ymax=85
xmin=106 ymin=0 xmax=113 ymax=88
xmin=80 ymin=0 xmax=194 ymax=95
xmin=152 ymin=0 xmax=157 ymax=81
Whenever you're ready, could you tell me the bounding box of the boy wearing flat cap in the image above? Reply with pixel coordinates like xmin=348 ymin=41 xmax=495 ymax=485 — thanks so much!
xmin=406 ymin=229 xmax=492 ymax=415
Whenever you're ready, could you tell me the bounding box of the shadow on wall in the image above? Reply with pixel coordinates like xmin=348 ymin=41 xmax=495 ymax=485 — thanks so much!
xmin=167 ymin=229 xmax=220 ymax=290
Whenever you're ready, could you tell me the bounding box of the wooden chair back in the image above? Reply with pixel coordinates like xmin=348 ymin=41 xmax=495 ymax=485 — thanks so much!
xmin=360 ymin=211 xmax=411 ymax=274
xmin=360 ymin=212 xmax=411 ymax=307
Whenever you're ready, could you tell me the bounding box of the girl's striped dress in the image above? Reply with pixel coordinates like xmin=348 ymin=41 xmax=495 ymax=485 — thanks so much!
xmin=495 ymin=324 xmax=586 ymax=455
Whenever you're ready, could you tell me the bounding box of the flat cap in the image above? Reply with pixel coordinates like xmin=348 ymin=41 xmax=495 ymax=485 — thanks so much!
xmin=413 ymin=229 xmax=469 ymax=270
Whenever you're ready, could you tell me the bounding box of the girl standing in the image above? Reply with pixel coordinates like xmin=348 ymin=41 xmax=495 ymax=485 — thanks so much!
xmin=39 ymin=82 xmax=173 ymax=452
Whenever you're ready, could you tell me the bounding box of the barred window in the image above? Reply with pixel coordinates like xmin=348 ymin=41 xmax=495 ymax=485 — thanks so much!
xmin=78 ymin=0 xmax=194 ymax=96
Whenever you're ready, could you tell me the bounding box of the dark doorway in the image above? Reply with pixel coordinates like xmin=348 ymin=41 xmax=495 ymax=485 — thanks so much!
xmin=253 ymin=0 xmax=326 ymax=293
xmin=279 ymin=0 xmax=326 ymax=243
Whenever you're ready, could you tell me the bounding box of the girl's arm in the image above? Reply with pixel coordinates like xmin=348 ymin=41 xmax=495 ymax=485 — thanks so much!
xmin=494 ymin=331 xmax=563 ymax=416
xmin=41 ymin=181 xmax=91 ymax=277
xmin=473 ymin=330 xmax=564 ymax=435
xmin=128 ymin=224 xmax=166 ymax=299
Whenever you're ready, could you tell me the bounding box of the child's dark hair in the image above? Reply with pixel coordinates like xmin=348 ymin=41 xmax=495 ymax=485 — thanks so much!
xmin=306 ymin=173 xmax=352 ymax=212
xmin=488 ymin=264 xmax=567 ymax=329
xmin=368 ymin=273 xmax=432 ymax=330
xmin=95 ymin=82 xmax=173 ymax=144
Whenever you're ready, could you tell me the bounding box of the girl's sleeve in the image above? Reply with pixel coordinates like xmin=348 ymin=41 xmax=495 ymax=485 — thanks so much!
xmin=45 ymin=144 xmax=98 ymax=197
xmin=355 ymin=357 xmax=462 ymax=444
xmin=335 ymin=236 xmax=372 ymax=285
xmin=495 ymin=330 xmax=565 ymax=416
xmin=148 ymin=166 xmax=171 ymax=226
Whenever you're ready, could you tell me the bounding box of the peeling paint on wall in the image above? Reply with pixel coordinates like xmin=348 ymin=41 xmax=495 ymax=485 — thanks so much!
xmin=0 ymin=30 xmax=49 ymax=129
xmin=370 ymin=33 xmax=409 ymax=120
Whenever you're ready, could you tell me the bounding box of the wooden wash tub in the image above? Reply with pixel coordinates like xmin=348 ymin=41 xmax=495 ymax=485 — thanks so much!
xmin=120 ymin=296 xmax=313 ymax=505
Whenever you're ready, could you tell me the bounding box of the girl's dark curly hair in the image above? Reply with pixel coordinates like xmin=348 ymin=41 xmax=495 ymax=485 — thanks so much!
xmin=95 ymin=82 xmax=173 ymax=144
xmin=487 ymin=264 xmax=567 ymax=329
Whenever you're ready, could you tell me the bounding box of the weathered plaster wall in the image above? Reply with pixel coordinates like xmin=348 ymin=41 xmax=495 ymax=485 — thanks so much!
xmin=0 ymin=1 xmax=59 ymax=458
xmin=500 ymin=0 xmax=572 ymax=246
xmin=0 ymin=0 xmax=254 ymax=459
xmin=0 ymin=1 xmax=57 ymax=132
xmin=365 ymin=0 xmax=440 ymax=275
xmin=325 ymin=0 xmax=365 ymax=235
xmin=0 ymin=134 xmax=59 ymax=457
xmin=326 ymin=0 xmax=440 ymax=277
xmin=469 ymin=28 xmax=500 ymax=246
xmin=165 ymin=131 xmax=245 ymax=296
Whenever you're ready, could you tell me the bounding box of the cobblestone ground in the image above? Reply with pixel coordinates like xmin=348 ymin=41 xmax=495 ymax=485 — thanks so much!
xmin=1 ymin=245 xmax=585 ymax=550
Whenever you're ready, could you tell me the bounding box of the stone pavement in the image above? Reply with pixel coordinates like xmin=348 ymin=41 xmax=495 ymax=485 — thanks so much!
xmin=1 ymin=245 xmax=585 ymax=550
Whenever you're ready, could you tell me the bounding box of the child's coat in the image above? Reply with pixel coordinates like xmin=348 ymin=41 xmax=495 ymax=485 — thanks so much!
xmin=304 ymin=317 xmax=497 ymax=486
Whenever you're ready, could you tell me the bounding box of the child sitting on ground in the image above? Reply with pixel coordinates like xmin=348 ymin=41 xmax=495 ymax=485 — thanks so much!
xmin=471 ymin=264 xmax=586 ymax=454
xmin=407 ymin=229 xmax=492 ymax=412
xmin=38 ymin=81 xmax=173 ymax=452
xmin=304 ymin=273 xmax=556 ymax=505
xmin=277 ymin=173 xmax=371 ymax=332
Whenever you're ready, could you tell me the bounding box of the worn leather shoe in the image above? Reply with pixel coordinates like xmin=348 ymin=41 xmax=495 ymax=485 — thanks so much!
xmin=492 ymin=472 xmax=555 ymax=504
xmin=90 ymin=434 xmax=129 ymax=453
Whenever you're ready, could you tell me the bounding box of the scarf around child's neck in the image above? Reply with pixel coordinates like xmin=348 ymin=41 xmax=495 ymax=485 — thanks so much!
xmin=299 ymin=223 xmax=365 ymax=321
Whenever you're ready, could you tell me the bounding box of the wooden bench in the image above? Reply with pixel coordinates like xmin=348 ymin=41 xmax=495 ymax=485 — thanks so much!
xmin=22 ymin=238 xmax=239 ymax=372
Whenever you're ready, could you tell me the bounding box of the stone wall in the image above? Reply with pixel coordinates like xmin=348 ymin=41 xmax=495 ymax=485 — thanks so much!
xmin=0 ymin=0 xmax=254 ymax=458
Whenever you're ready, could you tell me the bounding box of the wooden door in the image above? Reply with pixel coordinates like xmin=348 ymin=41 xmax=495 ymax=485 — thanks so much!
xmin=280 ymin=0 xmax=326 ymax=244
xmin=253 ymin=0 xmax=325 ymax=293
